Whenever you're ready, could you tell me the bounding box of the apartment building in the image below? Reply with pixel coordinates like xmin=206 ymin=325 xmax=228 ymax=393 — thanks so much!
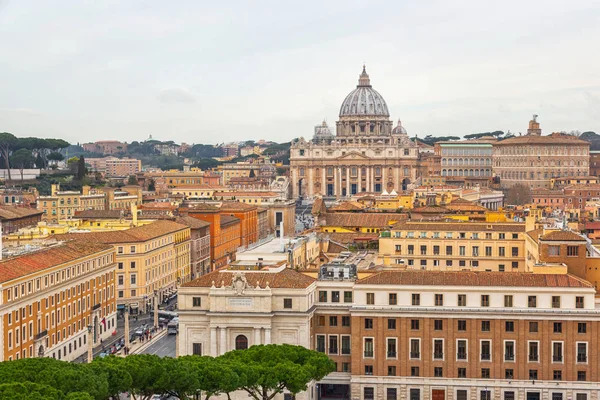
xmin=178 ymin=266 xmax=600 ymax=400
xmin=175 ymin=216 xmax=211 ymax=278
xmin=220 ymin=201 xmax=258 ymax=248
xmin=82 ymin=140 xmax=127 ymax=155
xmin=0 ymin=241 xmax=117 ymax=362
xmin=53 ymin=220 xmax=191 ymax=314
xmin=86 ymin=157 xmax=142 ymax=177
xmin=379 ymin=221 xmax=526 ymax=271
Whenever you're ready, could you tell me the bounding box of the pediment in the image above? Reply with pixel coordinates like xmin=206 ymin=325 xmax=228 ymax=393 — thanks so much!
xmin=337 ymin=151 xmax=370 ymax=160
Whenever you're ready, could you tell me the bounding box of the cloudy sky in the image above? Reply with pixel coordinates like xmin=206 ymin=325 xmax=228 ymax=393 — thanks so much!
xmin=1 ymin=0 xmax=599 ymax=145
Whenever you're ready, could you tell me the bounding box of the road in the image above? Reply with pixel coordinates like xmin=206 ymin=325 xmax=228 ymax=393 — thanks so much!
xmin=140 ymin=332 xmax=176 ymax=357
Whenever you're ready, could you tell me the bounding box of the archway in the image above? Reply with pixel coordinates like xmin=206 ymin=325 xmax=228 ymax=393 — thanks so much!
xmin=235 ymin=335 xmax=248 ymax=350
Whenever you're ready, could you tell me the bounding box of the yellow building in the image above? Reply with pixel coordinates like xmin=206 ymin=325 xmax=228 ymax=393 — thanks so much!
xmin=53 ymin=220 xmax=191 ymax=313
xmin=379 ymin=221 xmax=527 ymax=271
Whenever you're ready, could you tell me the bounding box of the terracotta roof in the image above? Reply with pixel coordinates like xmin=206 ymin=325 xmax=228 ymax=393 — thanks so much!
xmin=324 ymin=232 xmax=380 ymax=244
xmin=357 ymin=270 xmax=592 ymax=288
xmin=220 ymin=214 xmax=240 ymax=227
xmin=328 ymin=201 xmax=365 ymax=212
xmin=325 ymin=213 xmax=406 ymax=228
xmin=182 ymin=267 xmax=316 ymax=289
xmin=412 ymin=206 xmax=450 ymax=214
xmin=216 ymin=191 xmax=278 ymax=197
xmin=220 ymin=201 xmax=258 ymax=211
xmin=0 ymin=206 xmax=43 ymax=220
xmin=0 ymin=241 xmax=113 ymax=283
xmin=186 ymin=203 xmax=220 ymax=212
xmin=585 ymin=222 xmax=600 ymax=230
xmin=446 ymin=199 xmax=488 ymax=212
xmin=312 ymin=198 xmax=326 ymax=215
xmin=139 ymin=202 xmax=177 ymax=210
xmin=326 ymin=241 xmax=348 ymax=253
xmin=391 ymin=221 xmax=526 ymax=232
xmin=74 ymin=210 xmax=122 ymax=219
xmin=526 ymin=228 xmax=544 ymax=241
xmin=495 ymin=133 xmax=590 ymax=146
xmin=53 ymin=220 xmax=189 ymax=244
xmin=540 ymin=230 xmax=586 ymax=242
xmin=175 ymin=216 xmax=211 ymax=229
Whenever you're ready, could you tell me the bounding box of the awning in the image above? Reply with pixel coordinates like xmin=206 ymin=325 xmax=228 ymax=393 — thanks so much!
xmin=116 ymin=304 xmax=125 ymax=310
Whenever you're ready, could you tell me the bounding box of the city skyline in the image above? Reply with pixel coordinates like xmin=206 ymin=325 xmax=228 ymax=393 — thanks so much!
xmin=1 ymin=1 xmax=599 ymax=145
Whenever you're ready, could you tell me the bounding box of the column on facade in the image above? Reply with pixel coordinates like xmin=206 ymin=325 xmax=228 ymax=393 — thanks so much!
xmin=357 ymin=166 xmax=362 ymax=192
xmin=219 ymin=327 xmax=226 ymax=355
xmin=382 ymin=166 xmax=386 ymax=191
xmin=322 ymin=167 xmax=326 ymax=195
xmin=265 ymin=328 xmax=271 ymax=344
xmin=346 ymin=167 xmax=350 ymax=196
xmin=365 ymin=167 xmax=370 ymax=192
xmin=210 ymin=327 xmax=218 ymax=356
xmin=308 ymin=168 xmax=314 ymax=197
xmin=254 ymin=327 xmax=261 ymax=346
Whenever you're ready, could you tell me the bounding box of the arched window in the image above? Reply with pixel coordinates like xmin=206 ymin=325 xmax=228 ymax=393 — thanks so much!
xmin=235 ymin=335 xmax=248 ymax=350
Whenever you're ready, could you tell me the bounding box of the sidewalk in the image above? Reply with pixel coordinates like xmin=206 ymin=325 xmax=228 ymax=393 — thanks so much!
xmin=127 ymin=328 xmax=168 ymax=355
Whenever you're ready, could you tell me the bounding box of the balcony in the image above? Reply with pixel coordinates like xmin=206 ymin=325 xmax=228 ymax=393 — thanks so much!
xmin=577 ymin=354 xmax=587 ymax=363
xmin=433 ymin=352 xmax=444 ymax=360
xmin=92 ymin=303 xmax=101 ymax=311
xmin=457 ymin=352 xmax=467 ymax=360
xmin=481 ymin=353 xmax=491 ymax=361
xmin=504 ymin=354 xmax=515 ymax=361
xmin=410 ymin=351 xmax=420 ymax=359
xmin=553 ymin=355 xmax=563 ymax=362
xmin=364 ymin=351 xmax=373 ymax=358
xmin=34 ymin=330 xmax=48 ymax=340
xmin=387 ymin=352 xmax=397 ymax=358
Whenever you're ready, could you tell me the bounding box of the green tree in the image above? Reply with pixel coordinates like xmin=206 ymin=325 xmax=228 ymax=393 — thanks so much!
xmin=77 ymin=156 xmax=86 ymax=180
xmin=47 ymin=152 xmax=65 ymax=165
xmin=506 ymin=183 xmax=531 ymax=205
xmin=122 ymin=354 xmax=168 ymax=400
xmin=0 ymin=381 xmax=62 ymax=400
xmin=161 ymin=357 xmax=202 ymax=400
xmin=89 ymin=358 xmax=133 ymax=400
xmin=10 ymin=148 xmax=35 ymax=181
xmin=0 ymin=132 xmax=17 ymax=180
xmin=127 ymin=175 xmax=138 ymax=185
xmin=222 ymin=344 xmax=335 ymax=400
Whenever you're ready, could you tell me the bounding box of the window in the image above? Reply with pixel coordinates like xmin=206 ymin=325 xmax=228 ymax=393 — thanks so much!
xmin=283 ymin=298 xmax=292 ymax=309
xmin=331 ymin=291 xmax=340 ymax=303
xmin=192 ymin=343 xmax=202 ymax=355
xmin=553 ymin=322 xmax=562 ymax=333
xmin=553 ymin=342 xmax=563 ymax=362
xmin=342 ymin=316 xmax=351 ymax=327
xmin=458 ymin=294 xmax=466 ymax=306
xmin=130 ymin=261 xmax=136 ymax=269
xmin=567 ymin=246 xmax=579 ymax=256
xmin=388 ymin=293 xmax=397 ymax=305
xmin=548 ymin=245 xmax=560 ymax=256
xmin=433 ymin=339 xmax=444 ymax=359
xmin=505 ymin=341 xmax=515 ymax=361
xmin=434 ymin=320 xmax=443 ymax=330
xmin=329 ymin=336 xmax=338 ymax=354
xmin=528 ymin=341 xmax=539 ymax=362
xmin=577 ymin=342 xmax=587 ymax=363
xmin=481 ymin=340 xmax=491 ymax=361
xmin=411 ymin=294 xmax=420 ymax=306
xmin=118 ymin=275 xmax=124 ymax=285
xmin=410 ymin=389 xmax=420 ymax=400
xmin=130 ymin=275 xmax=136 ymax=285
xmin=341 ymin=336 xmax=351 ymax=355
xmin=363 ymin=338 xmax=373 ymax=358
xmin=117 ymin=262 xmax=124 ymax=270
xmin=344 ymin=291 xmax=352 ymax=303
xmin=553 ymin=370 xmax=563 ymax=381
xmin=410 ymin=366 xmax=419 ymax=377
xmin=411 ymin=319 xmax=419 ymax=330
xmin=319 ymin=291 xmax=327 ymax=302
xmin=457 ymin=320 xmax=467 ymax=331
xmin=529 ymin=321 xmax=539 ymax=333
xmin=364 ymin=319 xmax=373 ymax=329
xmin=505 ymin=321 xmax=514 ymax=332
xmin=117 ymin=247 xmax=123 ymax=254
xmin=485 ymin=246 xmax=492 ymax=256
xmin=504 ymin=295 xmax=513 ymax=307
xmin=578 ymin=371 xmax=587 ymax=381
xmin=387 ymin=318 xmax=396 ymax=330
xmin=316 ymin=335 xmax=325 ymax=352
xmin=552 ymin=296 xmax=561 ymax=308
xmin=457 ymin=340 xmax=467 ymax=360
xmin=329 ymin=316 xmax=338 ymax=327
xmin=387 ymin=388 xmax=397 ymax=400
xmin=576 ymin=296 xmax=584 ymax=309
xmin=511 ymin=247 xmax=518 ymax=257
xmin=505 ymin=369 xmax=514 ymax=379
xmin=434 ymin=367 xmax=443 ymax=377
xmin=342 ymin=362 xmax=350 ymax=372
xmin=192 ymin=297 xmax=202 ymax=307
xmin=387 ymin=338 xmax=397 ymax=358
xmin=410 ymin=339 xmax=420 ymax=359
xmin=366 ymin=293 xmax=375 ymax=305
xmin=529 ymin=369 xmax=538 ymax=380
xmin=481 ymin=321 xmax=490 ymax=332
xmin=130 ymin=246 xmax=136 ymax=254
xmin=499 ymin=247 xmax=505 ymax=257
xmin=481 ymin=369 xmax=490 ymax=379
xmin=235 ymin=335 xmax=248 ymax=350
xmin=364 ymin=388 xmax=374 ymax=400
xmin=578 ymin=322 xmax=587 ymax=333
xmin=472 ymin=246 xmax=479 ymax=257
xmin=435 ymin=294 xmax=444 ymax=306
xmin=317 ymin=316 xmax=325 ymax=326
xmin=481 ymin=295 xmax=489 ymax=307
xmin=528 ymin=296 xmax=537 ymax=308
xmin=446 ymin=246 xmax=453 ymax=255
xmin=457 ymin=368 xmax=467 ymax=378
xmin=577 ymin=394 xmax=588 ymax=400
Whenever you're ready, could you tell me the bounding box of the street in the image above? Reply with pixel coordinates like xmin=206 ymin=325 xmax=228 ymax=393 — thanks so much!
xmin=139 ymin=332 xmax=176 ymax=357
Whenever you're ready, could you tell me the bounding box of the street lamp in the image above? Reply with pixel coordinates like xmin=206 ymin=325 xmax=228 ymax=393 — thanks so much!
xmin=153 ymin=289 xmax=159 ymax=329
xmin=87 ymin=324 xmax=93 ymax=363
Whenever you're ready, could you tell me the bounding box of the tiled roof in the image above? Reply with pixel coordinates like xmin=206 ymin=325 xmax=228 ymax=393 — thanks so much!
xmin=540 ymin=230 xmax=586 ymax=241
xmin=220 ymin=201 xmax=258 ymax=211
xmin=357 ymin=271 xmax=592 ymax=288
xmin=324 ymin=232 xmax=380 ymax=244
xmin=0 ymin=241 xmax=113 ymax=283
xmin=74 ymin=210 xmax=122 ymax=219
xmin=329 ymin=201 xmax=365 ymax=212
xmin=220 ymin=214 xmax=240 ymax=227
xmin=182 ymin=267 xmax=316 ymax=289
xmin=446 ymin=199 xmax=488 ymax=212
xmin=186 ymin=203 xmax=220 ymax=212
xmin=216 ymin=191 xmax=278 ymax=197
xmin=325 ymin=212 xmax=406 ymax=228
xmin=326 ymin=241 xmax=349 ymax=254
xmin=53 ymin=220 xmax=188 ymax=244
xmin=495 ymin=133 xmax=590 ymax=146
xmin=0 ymin=206 xmax=43 ymax=220
xmin=391 ymin=221 xmax=526 ymax=232
xmin=312 ymin=198 xmax=326 ymax=215
xmin=175 ymin=216 xmax=211 ymax=229
xmin=412 ymin=206 xmax=450 ymax=213
xmin=139 ymin=202 xmax=177 ymax=209
xmin=585 ymin=222 xmax=600 ymax=230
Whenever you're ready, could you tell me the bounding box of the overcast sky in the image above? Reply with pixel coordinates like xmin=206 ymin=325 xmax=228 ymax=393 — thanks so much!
xmin=1 ymin=0 xmax=599 ymax=145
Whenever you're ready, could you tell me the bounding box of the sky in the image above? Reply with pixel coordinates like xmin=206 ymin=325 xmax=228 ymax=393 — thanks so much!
xmin=1 ymin=0 xmax=599 ymax=145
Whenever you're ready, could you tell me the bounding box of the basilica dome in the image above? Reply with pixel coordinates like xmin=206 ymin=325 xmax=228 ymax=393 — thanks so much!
xmin=339 ymin=66 xmax=390 ymax=118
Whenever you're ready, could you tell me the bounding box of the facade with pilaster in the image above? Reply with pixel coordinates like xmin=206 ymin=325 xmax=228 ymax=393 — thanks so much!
xmin=290 ymin=67 xmax=419 ymax=199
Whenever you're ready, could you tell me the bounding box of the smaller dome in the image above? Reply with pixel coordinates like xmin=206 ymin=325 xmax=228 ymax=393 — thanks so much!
xmin=313 ymin=120 xmax=334 ymax=143
xmin=392 ymin=119 xmax=407 ymax=135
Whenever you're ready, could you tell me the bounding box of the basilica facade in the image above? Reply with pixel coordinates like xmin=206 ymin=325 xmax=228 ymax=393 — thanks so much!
xmin=290 ymin=67 xmax=419 ymax=199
